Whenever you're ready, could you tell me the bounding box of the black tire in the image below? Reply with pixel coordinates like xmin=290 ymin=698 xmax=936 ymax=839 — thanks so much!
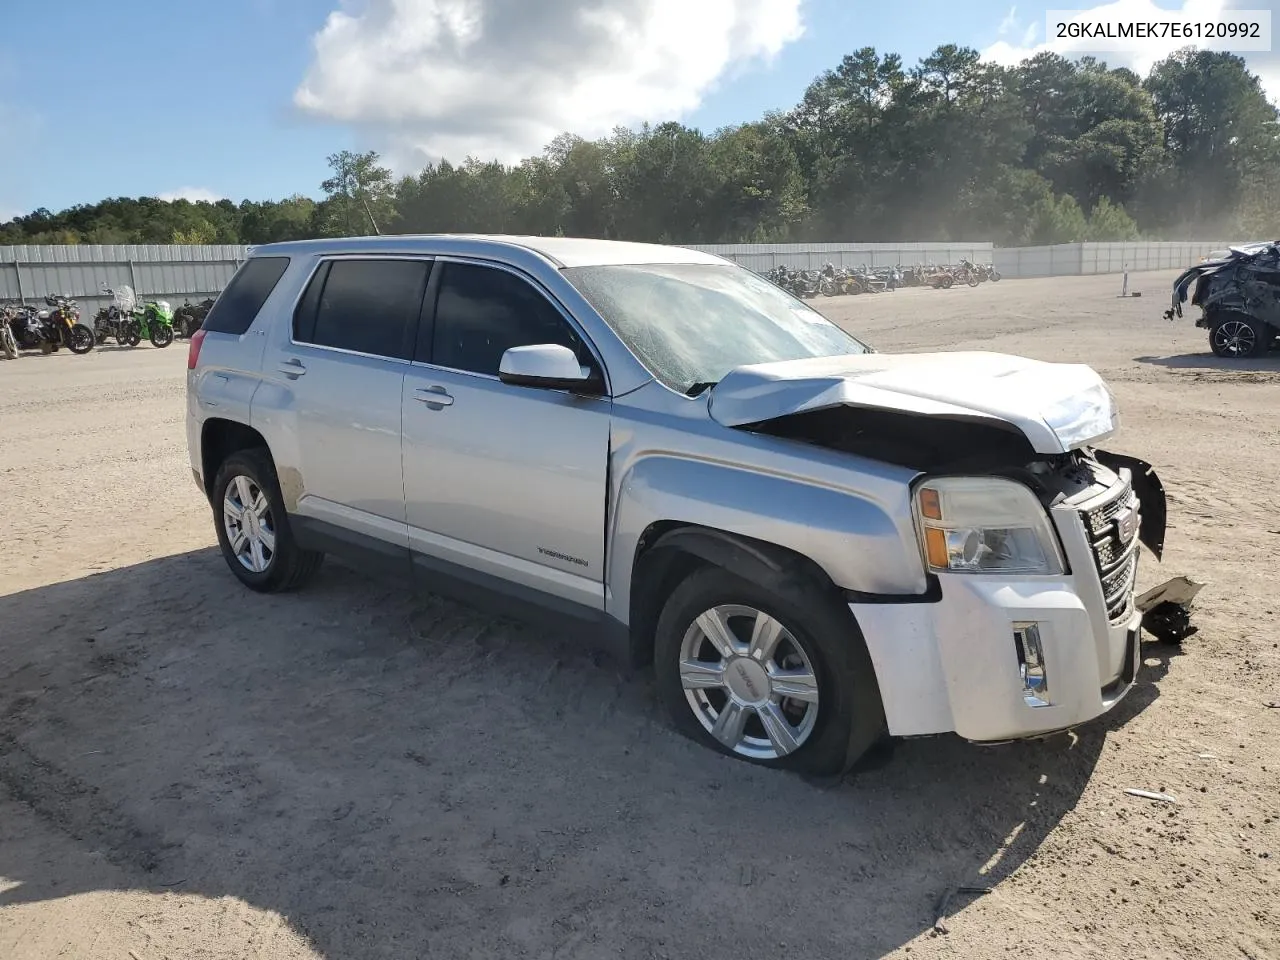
xmin=67 ymin=323 xmax=95 ymax=354
xmin=990 ymin=271 xmax=1002 ymax=282
xmin=150 ymin=324 xmax=174 ymax=348
xmin=212 ymin=447 xmax=324 ymax=592
xmin=1209 ymin=312 xmax=1268 ymax=359
xmin=653 ymin=565 xmax=886 ymax=777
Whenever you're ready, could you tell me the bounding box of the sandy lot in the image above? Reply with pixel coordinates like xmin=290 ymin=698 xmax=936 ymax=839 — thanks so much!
xmin=1 ymin=271 xmax=1277 ymax=960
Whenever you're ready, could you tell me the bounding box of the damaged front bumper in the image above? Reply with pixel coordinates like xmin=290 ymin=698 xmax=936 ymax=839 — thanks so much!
xmin=852 ymin=451 xmax=1170 ymax=743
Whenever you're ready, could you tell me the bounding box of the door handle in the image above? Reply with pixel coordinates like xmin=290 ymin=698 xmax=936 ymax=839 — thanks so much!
xmin=277 ymin=358 xmax=306 ymax=379
xmin=414 ymin=385 xmax=454 ymax=409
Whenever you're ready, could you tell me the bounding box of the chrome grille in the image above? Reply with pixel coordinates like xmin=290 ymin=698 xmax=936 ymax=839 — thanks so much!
xmin=1081 ymin=475 xmax=1141 ymax=623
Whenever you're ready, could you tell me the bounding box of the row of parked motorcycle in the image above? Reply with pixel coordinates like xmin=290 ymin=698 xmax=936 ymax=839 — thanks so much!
xmin=763 ymin=259 xmax=1002 ymax=298
xmin=0 ymin=284 xmax=214 ymax=360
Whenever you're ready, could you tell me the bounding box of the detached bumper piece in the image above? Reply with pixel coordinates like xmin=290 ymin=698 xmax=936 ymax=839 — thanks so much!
xmin=1136 ymin=576 xmax=1205 ymax=644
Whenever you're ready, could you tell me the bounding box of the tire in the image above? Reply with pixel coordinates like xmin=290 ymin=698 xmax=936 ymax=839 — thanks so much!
xmin=966 ymin=273 xmax=979 ymax=287
xmin=653 ymin=565 xmax=886 ymax=776
xmin=1209 ymin=312 xmax=1268 ymax=359
xmin=212 ymin=448 xmax=324 ymax=592
xmin=1 ymin=325 xmax=16 ymax=360
xmin=990 ymin=271 xmax=1002 ymax=282
xmin=940 ymin=275 xmax=954 ymax=289
xmin=67 ymin=324 xmax=95 ymax=354
xmin=150 ymin=324 xmax=174 ymax=348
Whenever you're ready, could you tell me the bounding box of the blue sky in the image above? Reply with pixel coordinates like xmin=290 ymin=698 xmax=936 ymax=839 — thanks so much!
xmin=0 ymin=0 xmax=1274 ymax=220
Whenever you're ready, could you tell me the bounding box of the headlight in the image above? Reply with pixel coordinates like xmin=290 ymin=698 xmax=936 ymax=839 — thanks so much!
xmin=912 ymin=476 xmax=1065 ymax=576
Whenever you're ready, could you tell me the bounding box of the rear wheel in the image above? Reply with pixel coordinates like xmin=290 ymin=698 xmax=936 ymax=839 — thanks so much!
xmin=654 ymin=566 xmax=886 ymax=776
xmin=212 ymin=448 xmax=324 ymax=592
xmin=1209 ymin=313 xmax=1268 ymax=359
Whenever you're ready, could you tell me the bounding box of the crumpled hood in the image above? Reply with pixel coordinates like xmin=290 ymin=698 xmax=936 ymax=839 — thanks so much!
xmin=708 ymin=351 xmax=1118 ymax=454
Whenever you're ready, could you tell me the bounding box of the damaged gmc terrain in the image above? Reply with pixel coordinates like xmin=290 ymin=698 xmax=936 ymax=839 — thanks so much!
xmin=1166 ymin=240 xmax=1280 ymax=358
xmin=188 ymin=236 xmax=1169 ymax=776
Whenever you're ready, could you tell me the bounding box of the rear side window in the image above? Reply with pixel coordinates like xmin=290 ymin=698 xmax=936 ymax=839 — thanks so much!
xmin=294 ymin=258 xmax=429 ymax=360
xmin=202 ymin=256 xmax=290 ymax=335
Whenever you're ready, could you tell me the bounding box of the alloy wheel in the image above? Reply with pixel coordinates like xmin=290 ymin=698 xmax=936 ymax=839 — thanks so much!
xmin=1214 ymin=319 xmax=1257 ymax=358
xmin=222 ymin=475 xmax=277 ymax=573
xmin=678 ymin=603 xmax=820 ymax=760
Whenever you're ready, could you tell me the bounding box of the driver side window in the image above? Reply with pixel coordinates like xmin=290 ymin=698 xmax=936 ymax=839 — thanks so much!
xmin=426 ymin=262 xmax=586 ymax=375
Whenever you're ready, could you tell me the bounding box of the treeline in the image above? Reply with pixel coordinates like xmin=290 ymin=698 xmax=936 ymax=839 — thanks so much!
xmin=3 ymin=46 xmax=1276 ymax=248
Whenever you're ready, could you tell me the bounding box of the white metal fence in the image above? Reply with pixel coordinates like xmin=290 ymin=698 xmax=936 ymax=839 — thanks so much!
xmin=0 ymin=245 xmax=244 ymax=320
xmin=0 ymin=239 xmax=1256 ymax=314
xmin=993 ymin=241 xmax=1237 ymax=279
xmin=684 ymin=242 xmax=995 ymax=271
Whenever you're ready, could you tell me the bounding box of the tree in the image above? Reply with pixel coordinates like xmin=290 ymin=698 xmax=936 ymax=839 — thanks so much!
xmin=317 ymin=150 xmax=396 ymax=237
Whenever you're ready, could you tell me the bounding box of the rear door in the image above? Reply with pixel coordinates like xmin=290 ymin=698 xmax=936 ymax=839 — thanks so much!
xmin=401 ymin=259 xmax=612 ymax=613
xmin=259 ymin=256 xmax=430 ymax=550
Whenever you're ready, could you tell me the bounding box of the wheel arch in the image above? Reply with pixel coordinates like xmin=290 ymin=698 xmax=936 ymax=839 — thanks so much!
xmin=626 ymin=521 xmax=847 ymax=668
xmin=201 ymin=418 xmax=271 ymax=503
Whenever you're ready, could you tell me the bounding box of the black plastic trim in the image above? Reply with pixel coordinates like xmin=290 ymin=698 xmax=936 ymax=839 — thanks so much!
xmin=843 ymin=575 xmax=943 ymax=605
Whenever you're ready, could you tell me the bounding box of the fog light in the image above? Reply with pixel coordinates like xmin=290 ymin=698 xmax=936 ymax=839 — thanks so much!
xmin=1014 ymin=622 xmax=1050 ymax=707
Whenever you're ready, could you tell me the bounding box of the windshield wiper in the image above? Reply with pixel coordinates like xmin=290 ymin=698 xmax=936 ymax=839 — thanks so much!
xmin=685 ymin=381 xmax=718 ymax=397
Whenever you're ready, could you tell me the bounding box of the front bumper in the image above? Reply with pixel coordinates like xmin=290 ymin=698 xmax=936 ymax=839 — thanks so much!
xmin=854 ymin=579 xmax=1141 ymax=741
xmin=854 ymin=478 xmax=1147 ymax=742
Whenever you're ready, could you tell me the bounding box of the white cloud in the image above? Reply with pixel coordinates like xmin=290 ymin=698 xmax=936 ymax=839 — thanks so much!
xmin=983 ymin=0 xmax=1278 ymax=104
xmin=998 ymin=5 xmax=1019 ymax=36
xmin=294 ymin=0 xmax=805 ymax=167
xmin=158 ymin=187 xmax=223 ymax=203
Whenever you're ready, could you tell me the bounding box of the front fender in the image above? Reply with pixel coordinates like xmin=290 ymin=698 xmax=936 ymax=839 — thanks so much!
xmin=606 ymin=454 xmax=926 ymax=624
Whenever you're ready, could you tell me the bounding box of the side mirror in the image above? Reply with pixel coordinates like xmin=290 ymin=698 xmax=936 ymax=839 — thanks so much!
xmin=498 ymin=344 xmax=602 ymax=394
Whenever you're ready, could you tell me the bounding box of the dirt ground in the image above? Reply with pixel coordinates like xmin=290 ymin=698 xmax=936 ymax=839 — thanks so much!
xmin=1 ymin=270 xmax=1277 ymax=960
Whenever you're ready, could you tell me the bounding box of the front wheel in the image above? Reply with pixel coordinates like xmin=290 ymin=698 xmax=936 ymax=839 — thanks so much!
xmin=212 ymin=448 xmax=324 ymax=592
xmin=1 ymin=324 xmax=16 ymax=359
xmin=1209 ymin=313 xmax=1268 ymax=359
xmin=990 ymin=271 xmax=1002 ymax=282
xmin=654 ymin=566 xmax=886 ymax=776
xmin=150 ymin=324 xmax=174 ymax=348
xmin=67 ymin=323 xmax=95 ymax=354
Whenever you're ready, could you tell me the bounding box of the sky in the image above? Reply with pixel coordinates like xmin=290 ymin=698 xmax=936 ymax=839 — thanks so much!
xmin=0 ymin=0 xmax=1276 ymax=222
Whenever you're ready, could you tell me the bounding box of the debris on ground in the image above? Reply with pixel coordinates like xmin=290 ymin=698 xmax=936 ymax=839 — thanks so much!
xmin=1124 ymin=788 xmax=1177 ymax=803
xmin=933 ymin=885 xmax=993 ymax=935
xmin=1137 ymin=576 xmax=1206 ymax=643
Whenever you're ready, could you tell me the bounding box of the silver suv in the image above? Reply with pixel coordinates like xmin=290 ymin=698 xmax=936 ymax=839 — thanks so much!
xmin=187 ymin=235 xmax=1168 ymax=775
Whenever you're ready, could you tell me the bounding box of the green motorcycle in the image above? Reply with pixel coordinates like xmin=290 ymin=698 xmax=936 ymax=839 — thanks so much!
xmin=123 ymin=298 xmax=176 ymax=348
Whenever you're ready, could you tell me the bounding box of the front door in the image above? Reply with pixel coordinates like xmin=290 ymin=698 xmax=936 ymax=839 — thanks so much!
xmin=401 ymin=259 xmax=611 ymax=613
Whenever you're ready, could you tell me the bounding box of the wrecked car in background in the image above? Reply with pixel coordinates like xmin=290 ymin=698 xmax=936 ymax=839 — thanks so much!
xmin=1166 ymin=241 xmax=1280 ymax=358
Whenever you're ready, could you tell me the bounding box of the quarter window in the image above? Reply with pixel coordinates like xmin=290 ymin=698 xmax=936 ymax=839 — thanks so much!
xmin=295 ymin=258 xmax=429 ymax=360
xmin=202 ymin=256 xmax=290 ymax=336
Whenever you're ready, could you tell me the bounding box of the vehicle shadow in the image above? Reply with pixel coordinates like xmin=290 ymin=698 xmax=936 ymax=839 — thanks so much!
xmin=0 ymin=551 xmax=1170 ymax=958
xmin=1135 ymin=352 xmax=1280 ymax=373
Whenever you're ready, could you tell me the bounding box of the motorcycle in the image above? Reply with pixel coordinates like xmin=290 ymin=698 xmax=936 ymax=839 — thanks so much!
xmin=1 ymin=306 xmax=20 ymax=359
xmin=954 ymin=260 xmax=982 ymax=287
xmin=174 ymin=296 xmax=214 ymax=339
xmin=123 ymin=297 xmax=176 ymax=348
xmin=93 ymin=284 xmax=138 ymax=346
xmin=7 ymin=296 xmax=95 ymax=354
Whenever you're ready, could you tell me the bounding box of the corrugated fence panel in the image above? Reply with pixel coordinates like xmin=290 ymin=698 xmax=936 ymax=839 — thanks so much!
xmin=1 ymin=240 xmax=1259 ymax=301
xmin=684 ymin=242 xmax=995 ymax=272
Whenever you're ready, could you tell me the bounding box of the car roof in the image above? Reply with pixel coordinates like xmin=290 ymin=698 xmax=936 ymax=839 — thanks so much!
xmin=248 ymin=234 xmax=727 ymax=268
